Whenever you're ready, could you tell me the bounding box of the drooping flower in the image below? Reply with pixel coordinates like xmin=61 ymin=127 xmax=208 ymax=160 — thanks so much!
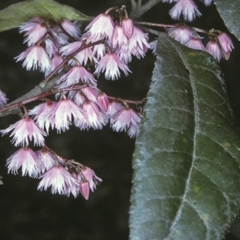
xmin=19 ymin=18 xmax=47 ymax=46
xmin=169 ymin=0 xmax=201 ymax=22
xmin=38 ymin=165 xmax=79 ymax=196
xmin=185 ymin=37 xmax=205 ymax=51
xmin=6 ymin=147 xmax=42 ymax=178
xmin=121 ymin=17 xmax=134 ymax=38
xmin=94 ymin=53 xmax=131 ymax=80
xmin=111 ymin=107 xmax=141 ymax=137
xmin=85 ymin=13 xmax=115 ymax=42
xmin=76 ymin=101 xmax=107 ymax=130
xmin=168 ymin=26 xmax=192 ymax=44
xmin=217 ymin=32 xmax=234 ymax=58
xmin=111 ymin=25 xmax=128 ymax=49
xmin=15 ymin=45 xmax=51 ymax=73
xmin=126 ymin=26 xmax=150 ymax=59
xmin=49 ymin=98 xmax=85 ymax=133
xmin=36 ymin=148 xmax=56 ymax=173
xmin=29 ymin=101 xmax=57 ymax=133
xmin=57 ymin=65 xmax=96 ymax=87
xmin=81 ymin=167 xmax=102 ymax=192
xmin=206 ymin=40 xmax=222 ymax=61
xmin=44 ymin=39 xmax=59 ymax=58
xmin=97 ymin=92 xmax=109 ymax=112
xmin=60 ymin=19 xmax=81 ymax=39
xmin=0 ymin=117 xmax=46 ymax=146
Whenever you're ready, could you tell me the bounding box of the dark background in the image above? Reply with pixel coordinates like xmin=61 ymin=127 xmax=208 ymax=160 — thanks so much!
xmin=0 ymin=1 xmax=240 ymax=240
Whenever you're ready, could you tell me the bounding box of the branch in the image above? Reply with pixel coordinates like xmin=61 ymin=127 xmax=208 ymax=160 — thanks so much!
xmin=130 ymin=0 xmax=138 ymax=11
xmin=0 ymin=74 xmax=61 ymax=118
xmin=130 ymin=0 xmax=162 ymax=19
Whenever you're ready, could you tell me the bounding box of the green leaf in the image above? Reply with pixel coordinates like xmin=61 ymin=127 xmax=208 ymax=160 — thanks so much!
xmin=0 ymin=0 xmax=91 ymax=32
xmin=130 ymin=33 xmax=240 ymax=240
xmin=214 ymin=0 xmax=240 ymax=40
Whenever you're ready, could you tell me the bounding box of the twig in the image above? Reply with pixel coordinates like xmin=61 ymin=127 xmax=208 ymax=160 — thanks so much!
xmin=130 ymin=0 xmax=162 ymax=19
xmin=130 ymin=0 xmax=138 ymax=11
xmin=0 ymin=74 xmax=61 ymax=118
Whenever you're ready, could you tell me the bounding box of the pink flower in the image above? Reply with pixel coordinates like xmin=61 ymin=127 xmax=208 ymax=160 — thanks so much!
xmin=15 ymin=45 xmax=51 ymax=73
xmin=81 ymin=167 xmax=102 ymax=192
xmin=81 ymin=87 xmax=98 ymax=103
xmin=79 ymin=181 xmax=90 ymax=200
xmin=111 ymin=25 xmax=128 ymax=49
xmin=97 ymin=92 xmax=109 ymax=112
xmin=38 ymin=165 xmax=79 ymax=196
xmin=60 ymin=19 xmax=80 ymax=39
xmin=70 ymin=91 xmax=85 ymax=106
xmin=44 ymin=39 xmax=58 ymax=58
xmin=94 ymin=53 xmax=131 ymax=80
xmin=0 ymin=89 xmax=8 ymax=105
xmin=217 ymin=33 xmax=234 ymax=54
xmin=168 ymin=26 xmax=192 ymax=44
xmin=107 ymin=101 xmax=124 ymax=118
xmin=169 ymin=0 xmax=201 ymax=22
xmin=57 ymin=65 xmax=96 ymax=87
xmin=29 ymin=101 xmax=56 ymax=133
xmin=185 ymin=38 xmax=205 ymax=51
xmin=111 ymin=107 xmax=141 ymax=137
xmin=76 ymin=101 xmax=107 ymax=130
xmin=36 ymin=148 xmax=56 ymax=173
xmin=206 ymin=40 xmax=222 ymax=61
xmin=127 ymin=124 xmax=140 ymax=138
xmin=0 ymin=117 xmax=46 ymax=146
xmin=6 ymin=147 xmax=42 ymax=178
xmin=127 ymin=26 xmax=150 ymax=59
xmin=49 ymin=98 xmax=85 ymax=133
xmin=50 ymin=25 xmax=69 ymax=46
xmin=19 ymin=18 xmax=47 ymax=46
xmin=85 ymin=13 xmax=115 ymax=42
xmin=73 ymin=47 xmax=92 ymax=66
xmin=122 ymin=18 xmax=134 ymax=38
xmin=92 ymin=43 xmax=106 ymax=60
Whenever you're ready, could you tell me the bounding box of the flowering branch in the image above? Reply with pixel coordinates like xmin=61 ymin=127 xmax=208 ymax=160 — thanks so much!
xmin=0 ymin=1 xmax=235 ymax=201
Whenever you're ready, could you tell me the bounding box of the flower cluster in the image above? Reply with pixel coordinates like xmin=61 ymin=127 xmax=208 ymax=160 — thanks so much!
xmin=1 ymin=6 xmax=146 ymax=198
xmin=164 ymin=26 xmax=234 ymax=61
xmin=5 ymin=146 xmax=101 ymax=199
xmin=0 ymin=4 xmax=234 ymax=199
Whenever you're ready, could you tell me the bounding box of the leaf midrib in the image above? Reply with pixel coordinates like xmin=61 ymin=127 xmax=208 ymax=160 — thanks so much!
xmin=163 ymin=36 xmax=201 ymax=240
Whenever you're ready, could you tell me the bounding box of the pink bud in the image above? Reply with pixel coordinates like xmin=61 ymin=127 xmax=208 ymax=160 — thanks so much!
xmin=97 ymin=92 xmax=109 ymax=112
xmin=122 ymin=18 xmax=134 ymax=38
xmin=80 ymin=181 xmax=90 ymax=200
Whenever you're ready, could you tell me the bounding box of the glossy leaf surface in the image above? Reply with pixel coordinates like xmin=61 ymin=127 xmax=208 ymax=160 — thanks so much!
xmin=214 ymin=0 xmax=240 ymax=40
xmin=0 ymin=0 xmax=90 ymax=32
xmin=130 ymin=33 xmax=240 ymax=240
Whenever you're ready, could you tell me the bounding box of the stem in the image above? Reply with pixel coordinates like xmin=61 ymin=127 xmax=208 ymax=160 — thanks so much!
xmin=136 ymin=21 xmax=176 ymax=29
xmin=138 ymin=0 xmax=142 ymax=9
xmin=130 ymin=0 xmax=162 ymax=19
xmin=0 ymin=74 xmax=59 ymax=118
xmin=130 ymin=0 xmax=138 ymax=11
